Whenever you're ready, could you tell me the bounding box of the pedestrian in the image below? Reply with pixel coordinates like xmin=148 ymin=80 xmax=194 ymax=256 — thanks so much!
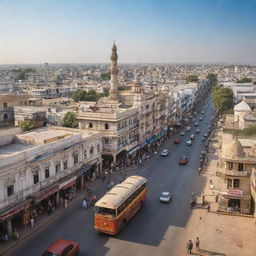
xmin=30 ymin=217 xmax=35 ymax=228
xmin=186 ymin=240 xmax=193 ymax=254
xmin=215 ymin=194 xmax=218 ymax=203
xmin=195 ymin=237 xmax=200 ymax=251
xmin=82 ymin=199 xmax=87 ymax=209
xmin=207 ymin=204 xmax=211 ymax=212
xmin=64 ymin=198 xmax=68 ymax=208
xmin=13 ymin=229 xmax=19 ymax=240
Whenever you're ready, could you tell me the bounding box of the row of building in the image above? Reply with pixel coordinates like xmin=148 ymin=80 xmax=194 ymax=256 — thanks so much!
xmin=0 ymin=44 xmax=213 ymax=237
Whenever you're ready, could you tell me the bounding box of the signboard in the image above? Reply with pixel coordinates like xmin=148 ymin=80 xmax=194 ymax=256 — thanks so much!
xmin=227 ymin=189 xmax=243 ymax=198
xmin=59 ymin=176 xmax=77 ymax=190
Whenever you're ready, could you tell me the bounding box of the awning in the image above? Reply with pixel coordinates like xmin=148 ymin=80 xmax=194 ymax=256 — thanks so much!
xmin=0 ymin=199 xmax=32 ymax=222
xmin=33 ymin=185 xmax=59 ymax=204
xmin=83 ymin=165 xmax=92 ymax=173
xmin=59 ymin=176 xmax=77 ymax=190
xmin=128 ymin=145 xmax=140 ymax=155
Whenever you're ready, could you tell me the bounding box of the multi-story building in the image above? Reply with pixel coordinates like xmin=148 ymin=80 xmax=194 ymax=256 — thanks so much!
xmin=0 ymin=127 xmax=102 ymax=236
xmin=217 ymin=135 xmax=256 ymax=215
xmin=0 ymin=93 xmax=29 ymax=127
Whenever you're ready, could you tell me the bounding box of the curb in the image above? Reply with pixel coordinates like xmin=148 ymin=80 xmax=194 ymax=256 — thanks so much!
xmin=0 ymin=179 xmax=108 ymax=256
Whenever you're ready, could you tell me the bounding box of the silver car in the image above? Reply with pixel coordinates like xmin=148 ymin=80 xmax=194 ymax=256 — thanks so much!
xmin=160 ymin=149 xmax=169 ymax=156
xmin=160 ymin=192 xmax=172 ymax=203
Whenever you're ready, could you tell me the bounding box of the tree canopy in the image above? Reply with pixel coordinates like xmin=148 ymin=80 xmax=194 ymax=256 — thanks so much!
xmin=72 ymin=89 xmax=106 ymax=102
xmin=211 ymin=85 xmax=234 ymax=113
xmin=19 ymin=120 xmax=34 ymax=132
xmin=101 ymin=72 xmax=111 ymax=81
xmin=14 ymin=68 xmax=35 ymax=80
xmin=63 ymin=112 xmax=78 ymax=128
xmin=207 ymin=73 xmax=218 ymax=86
xmin=237 ymin=78 xmax=252 ymax=83
xmin=186 ymin=75 xmax=199 ymax=83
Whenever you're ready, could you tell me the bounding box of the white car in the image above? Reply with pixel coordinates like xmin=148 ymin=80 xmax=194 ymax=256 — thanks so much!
xmin=160 ymin=192 xmax=172 ymax=203
xmin=180 ymin=131 xmax=185 ymax=136
xmin=186 ymin=126 xmax=191 ymax=132
xmin=194 ymin=122 xmax=199 ymax=127
xmin=199 ymin=117 xmax=203 ymax=121
xmin=190 ymin=134 xmax=195 ymax=140
xmin=186 ymin=140 xmax=192 ymax=146
xmin=160 ymin=149 xmax=169 ymax=156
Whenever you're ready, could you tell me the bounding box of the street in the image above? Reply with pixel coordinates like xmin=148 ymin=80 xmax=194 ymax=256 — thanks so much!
xmin=8 ymin=100 xmax=214 ymax=256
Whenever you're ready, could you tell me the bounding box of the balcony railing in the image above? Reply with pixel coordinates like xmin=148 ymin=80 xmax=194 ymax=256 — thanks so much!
xmin=222 ymin=169 xmax=249 ymax=177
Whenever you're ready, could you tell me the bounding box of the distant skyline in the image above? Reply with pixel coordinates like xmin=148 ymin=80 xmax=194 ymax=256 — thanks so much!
xmin=0 ymin=0 xmax=256 ymax=64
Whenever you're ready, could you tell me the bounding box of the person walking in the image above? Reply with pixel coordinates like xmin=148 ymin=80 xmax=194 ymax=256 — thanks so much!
xmin=195 ymin=237 xmax=200 ymax=251
xmin=207 ymin=204 xmax=211 ymax=212
xmin=30 ymin=217 xmax=35 ymax=229
xmin=186 ymin=240 xmax=193 ymax=254
xmin=82 ymin=199 xmax=87 ymax=209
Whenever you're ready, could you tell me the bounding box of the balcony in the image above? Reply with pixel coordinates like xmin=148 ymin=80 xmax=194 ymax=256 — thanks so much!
xmin=224 ymin=169 xmax=249 ymax=177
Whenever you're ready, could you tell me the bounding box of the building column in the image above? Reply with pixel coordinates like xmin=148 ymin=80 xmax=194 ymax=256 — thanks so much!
xmin=7 ymin=218 xmax=12 ymax=237
xmin=80 ymin=172 xmax=84 ymax=189
xmin=56 ymin=191 xmax=60 ymax=207
xmin=112 ymin=153 xmax=117 ymax=164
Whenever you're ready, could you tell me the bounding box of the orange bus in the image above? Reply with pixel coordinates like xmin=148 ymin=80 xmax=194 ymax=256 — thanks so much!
xmin=94 ymin=175 xmax=147 ymax=235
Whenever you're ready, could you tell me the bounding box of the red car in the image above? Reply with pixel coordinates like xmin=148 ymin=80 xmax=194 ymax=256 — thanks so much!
xmin=41 ymin=239 xmax=79 ymax=256
xmin=174 ymin=138 xmax=181 ymax=144
xmin=179 ymin=155 xmax=188 ymax=165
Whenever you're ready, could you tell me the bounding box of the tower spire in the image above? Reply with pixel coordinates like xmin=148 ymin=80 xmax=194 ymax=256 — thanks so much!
xmin=109 ymin=42 xmax=119 ymax=100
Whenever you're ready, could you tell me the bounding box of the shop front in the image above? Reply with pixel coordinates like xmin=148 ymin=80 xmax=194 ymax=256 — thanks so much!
xmin=0 ymin=199 xmax=32 ymax=237
xmin=59 ymin=176 xmax=77 ymax=204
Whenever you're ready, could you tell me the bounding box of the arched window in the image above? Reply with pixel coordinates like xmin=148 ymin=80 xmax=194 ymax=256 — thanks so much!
xmin=84 ymin=149 xmax=87 ymax=159
xmin=104 ymin=123 xmax=109 ymax=130
xmin=3 ymin=113 xmax=8 ymax=120
xmin=90 ymin=146 xmax=94 ymax=155
xmin=3 ymin=102 xmax=7 ymax=108
xmin=97 ymin=144 xmax=100 ymax=153
xmin=89 ymin=122 xmax=93 ymax=128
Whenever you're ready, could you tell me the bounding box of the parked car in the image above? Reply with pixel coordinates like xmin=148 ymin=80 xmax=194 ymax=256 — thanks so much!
xmin=41 ymin=239 xmax=79 ymax=256
xmin=186 ymin=140 xmax=192 ymax=146
xmin=180 ymin=131 xmax=185 ymax=136
xmin=194 ymin=122 xmax=199 ymax=127
xmin=190 ymin=134 xmax=195 ymax=140
xmin=179 ymin=155 xmax=188 ymax=165
xmin=186 ymin=126 xmax=191 ymax=132
xmin=196 ymin=128 xmax=200 ymax=134
xmin=204 ymin=133 xmax=208 ymax=137
xmin=174 ymin=138 xmax=181 ymax=144
xmin=201 ymin=111 xmax=204 ymax=114
xmin=199 ymin=116 xmax=203 ymax=121
xmin=160 ymin=149 xmax=169 ymax=156
xmin=160 ymin=192 xmax=172 ymax=203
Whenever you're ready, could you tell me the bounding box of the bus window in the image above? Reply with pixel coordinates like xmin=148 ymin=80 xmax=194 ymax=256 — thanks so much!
xmin=95 ymin=206 xmax=116 ymax=217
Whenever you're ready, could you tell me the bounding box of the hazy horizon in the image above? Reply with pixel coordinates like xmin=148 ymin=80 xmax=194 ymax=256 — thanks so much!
xmin=0 ymin=0 xmax=256 ymax=64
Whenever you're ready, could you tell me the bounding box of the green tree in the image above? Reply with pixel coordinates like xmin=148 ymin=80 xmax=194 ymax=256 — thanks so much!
xmin=72 ymin=89 xmax=105 ymax=102
xmin=19 ymin=120 xmax=34 ymax=132
xmin=207 ymin=73 xmax=217 ymax=86
xmin=186 ymin=75 xmax=199 ymax=83
xmin=101 ymin=72 xmax=111 ymax=81
xmin=211 ymin=85 xmax=234 ymax=113
xmin=63 ymin=112 xmax=78 ymax=128
xmin=72 ymin=89 xmax=87 ymax=102
xmin=237 ymin=78 xmax=252 ymax=83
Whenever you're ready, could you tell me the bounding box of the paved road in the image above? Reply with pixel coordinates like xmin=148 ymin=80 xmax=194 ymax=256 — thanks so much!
xmin=9 ymin=99 xmax=214 ymax=256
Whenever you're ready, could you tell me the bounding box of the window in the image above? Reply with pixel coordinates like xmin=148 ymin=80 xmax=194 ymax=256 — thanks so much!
xmin=89 ymin=122 xmax=93 ymax=128
xmin=146 ymin=104 xmax=149 ymax=109
xmin=234 ymin=179 xmax=240 ymax=188
xmin=7 ymin=185 xmax=14 ymax=197
xmin=3 ymin=102 xmax=7 ymax=108
xmin=90 ymin=146 xmax=94 ymax=155
xmin=227 ymin=179 xmax=232 ymax=188
xmin=104 ymin=123 xmax=109 ymax=130
xmin=3 ymin=113 xmax=8 ymax=120
xmin=55 ymin=163 xmax=61 ymax=173
xmin=227 ymin=162 xmax=233 ymax=170
xmin=97 ymin=144 xmax=100 ymax=153
xmin=61 ymin=245 xmax=74 ymax=256
xmin=104 ymin=138 xmax=109 ymax=144
xmin=45 ymin=168 xmax=50 ymax=179
xmin=73 ymin=153 xmax=78 ymax=164
xmin=64 ymin=161 xmax=68 ymax=170
xmin=84 ymin=150 xmax=87 ymax=159
xmin=33 ymin=173 xmax=39 ymax=184
xmin=238 ymin=163 xmax=244 ymax=172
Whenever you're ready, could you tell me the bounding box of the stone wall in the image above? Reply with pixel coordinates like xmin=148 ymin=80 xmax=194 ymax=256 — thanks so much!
xmin=0 ymin=127 xmax=21 ymax=146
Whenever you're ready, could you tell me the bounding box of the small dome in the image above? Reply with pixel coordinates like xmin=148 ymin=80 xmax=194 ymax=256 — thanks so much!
xmin=221 ymin=138 xmax=245 ymax=158
xmin=234 ymin=101 xmax=251 ymax=112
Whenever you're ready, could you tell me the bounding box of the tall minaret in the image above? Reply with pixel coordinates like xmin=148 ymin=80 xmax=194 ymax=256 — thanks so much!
xmin=109 ymin=42 xmax=119 ymax=100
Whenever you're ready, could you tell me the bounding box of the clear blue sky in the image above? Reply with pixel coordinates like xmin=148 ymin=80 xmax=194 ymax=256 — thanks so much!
xmin=0 ymin=0 xmax=255 ymax=64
